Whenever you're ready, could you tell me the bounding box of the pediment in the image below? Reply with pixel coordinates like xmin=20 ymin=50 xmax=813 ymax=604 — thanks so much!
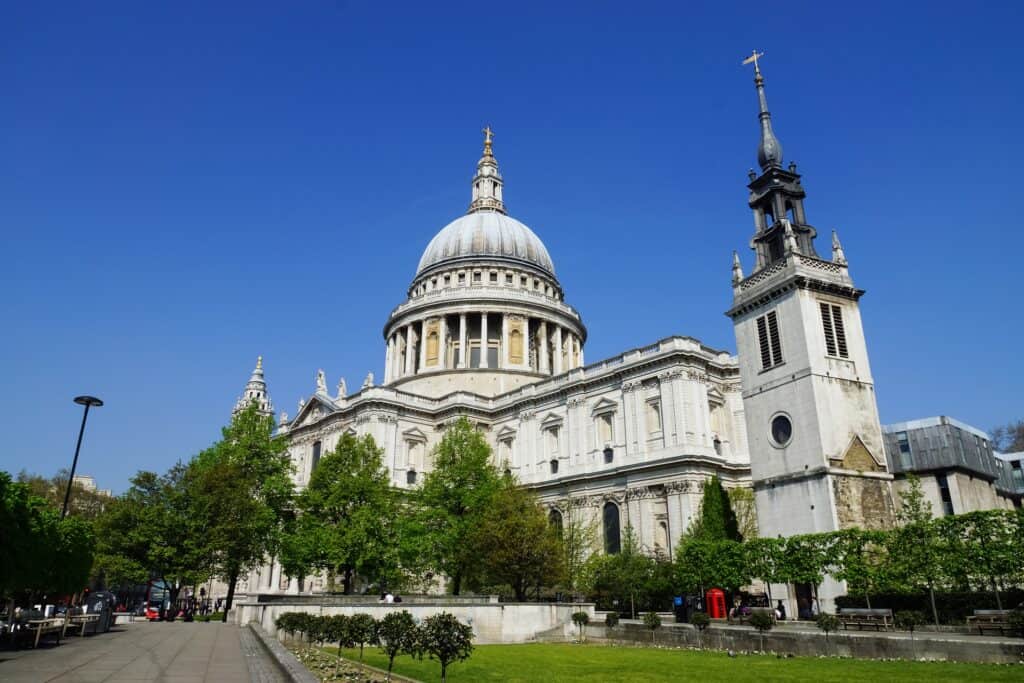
xmin=402 ymin=427 xmax=428 ymax=442
xmin=591 ymin=398 xmax=618 ymax=415
xmin=496 ymin=426 xmax=517 ymax=440
xmin=540 ymin=412 xmax=564 ymax=429
xmin=832 ymin=435 xmax=885 ymax=472
xmin=293 ymin=395 xmax=336 ymax=426
xmin=706 ymin=387 xmax=725 ymax=404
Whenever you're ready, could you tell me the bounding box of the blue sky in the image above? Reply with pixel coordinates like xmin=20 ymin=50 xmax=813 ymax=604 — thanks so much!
xmin=2 ymin=2 xmax=1022 ymax=492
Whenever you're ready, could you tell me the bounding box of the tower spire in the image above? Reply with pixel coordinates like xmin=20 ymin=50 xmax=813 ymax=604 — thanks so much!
xmin=233 ymin=355 xmax=274 ymax=417
xmin=743 ymin=51 xmax=783 ymax=171
xmin=468 ymin=126 xmax=506 ymax=214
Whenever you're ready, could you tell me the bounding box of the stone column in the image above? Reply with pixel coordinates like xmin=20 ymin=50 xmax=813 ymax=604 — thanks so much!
xmin=480 ymin=312 xmax=489 ymax=369
xmin=539 ymin=321 xmax=549 ymax=374
xmin=459 ymin=313 xmax=467 ymax=368
xmin=500 ymin=313 xmax=507 ymax=368
xmin=419 ymin=319 xmax=428 ymax=371
xmin=553 ymin=326 xmax=563 ymax=374
xmin=270 ymin=560 xmax=282 ymax=592
xmin=405 ymin=324 xmax=415 ymax=376
xmin=438 ymin=315 xmax=447 ymax=369
xmin=384 ymin=336 xmax=394 ymax=383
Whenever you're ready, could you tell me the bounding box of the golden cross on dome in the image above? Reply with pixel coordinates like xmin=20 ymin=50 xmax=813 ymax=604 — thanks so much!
xmin=482 ymin=125 xmax=494 ymax=153
xmin=742 ymin=50 xmax=764 ymax=74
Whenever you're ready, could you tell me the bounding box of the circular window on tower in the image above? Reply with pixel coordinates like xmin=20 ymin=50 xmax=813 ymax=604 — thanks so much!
xmin=769 ymin=413 xmax=793 ymax=448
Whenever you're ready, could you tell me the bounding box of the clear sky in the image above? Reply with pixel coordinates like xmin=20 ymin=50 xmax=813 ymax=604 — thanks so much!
xmin=3 ymin=2 xmax=1022 ymax=493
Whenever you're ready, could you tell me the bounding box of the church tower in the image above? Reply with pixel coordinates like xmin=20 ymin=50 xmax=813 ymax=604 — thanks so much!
xmin=233 ymin=356 xmax=275 ymax=417
xmin=727 ymin=56 xmax=895 ymax=582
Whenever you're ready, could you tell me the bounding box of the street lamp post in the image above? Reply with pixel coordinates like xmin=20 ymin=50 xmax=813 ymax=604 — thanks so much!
xmin=62 ymin=395 xmax=104 ymax=519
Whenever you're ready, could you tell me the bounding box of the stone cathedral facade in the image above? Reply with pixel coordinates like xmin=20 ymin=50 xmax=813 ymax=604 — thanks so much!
xmin=234 ymin=67 xmax=894 ymax=604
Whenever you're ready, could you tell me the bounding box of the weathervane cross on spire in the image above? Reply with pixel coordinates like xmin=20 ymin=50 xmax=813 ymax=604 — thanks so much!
xmin=482 ymin=125 xmax=494 ymax=154
xmin=742 ymin=50 xmax=765 ymax=75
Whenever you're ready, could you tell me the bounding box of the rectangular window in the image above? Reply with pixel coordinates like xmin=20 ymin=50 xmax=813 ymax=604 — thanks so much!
xmin=936 ymin=472 xmax=954 ymax=516
xmin=597 ymin=413 xmax=614 ymax=444
xmin=820 ymin=302 xmax=849 ymax=358
xmin=505 ymin=273 xmax=513 ymax=284
xmin=311 ymin=441 xmax=322 ymax=474
xmin=489 ymin=272 xmax=498 ymax=283
xmin=756 ymin=310 xmax=783 ymax=370
xmin=896 ymin=432 xmax=911 ymax=469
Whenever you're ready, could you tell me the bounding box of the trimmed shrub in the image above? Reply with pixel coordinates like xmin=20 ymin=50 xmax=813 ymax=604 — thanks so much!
xmin=604 ymin=612 xmax=619 ymax=628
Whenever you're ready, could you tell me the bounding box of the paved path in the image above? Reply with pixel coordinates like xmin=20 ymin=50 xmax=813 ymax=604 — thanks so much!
xmin=0 ymin=621 xmax=287 ymax=683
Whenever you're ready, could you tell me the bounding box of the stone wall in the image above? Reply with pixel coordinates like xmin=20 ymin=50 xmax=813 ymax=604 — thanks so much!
xmin=233 ymin=599 xmax=595 ymax=645
xmin=577 ymin=622 xmax=1023 ymax=664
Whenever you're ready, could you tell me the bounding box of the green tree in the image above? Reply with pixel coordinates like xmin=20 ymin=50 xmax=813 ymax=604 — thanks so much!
xmin=94 ymin=465 xmax=207 ymax=611
xmin=16 ymin=469 xmax=109 ymax=521
xmin=189 ymin=403 xmax=294 ymax=620
xmin=469 ymin=480 xmax=563 ymax=601
xmin=572 ymin=611 xmax=590 ymax=641
xmin=728 ymin=487 xmax=759 ymax=541
xmin=742 ymin=537 xmax=785 ymax=602
xmin=676 ymin=538 xmax=747 ymax=595
xmin=557 ymin=496 xmax=600 ymax=598
xmin=284 ymin=433 xmax=398 ymax=594
xmin=348 ymin=613 xmax=379 ymax=663
xmin=643 ymin=611 xmax=662 ymax=644
xmin=889 ymin=475 xmax=943 ymax=626
xmin=955 ymin=510 xmax=1018 ymax=610
xmin=377 ymin=610 xmax=419 ymax=681
xmin=833 ymin=528 xmax=890 ymax=610
xmin=781 ymin=533 xmax=836 ymax=612
xmin=748 ymin=610 xmax=773 ymax=651
xmin=989 ymin=419 xmax=1024 ymax=453
xmin=414 ymin=418 xmax=501 ymax=595
xmin=418 ymin=612 xmax=474 ymax=683
xmin=588 ymin=526 xmax=661 ymax=618
xmin=689 ymin=476 xmax=742 ymax=542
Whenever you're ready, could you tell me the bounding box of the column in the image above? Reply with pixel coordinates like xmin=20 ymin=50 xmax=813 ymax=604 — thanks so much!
xmin=418 ymin=319 xmax=427 ymax=371
xmin=270 ymin=560 xmax=282 ymax=592
xmin=500 ymin=313 xmax=507 ymax=368
xmin=579 ymin=339 xmax=584 ymax=367
xmin=553 ymin=326 xmax=563 ymax=374
xmin=405 ymin=324 xmax=415 ymax=376
xmin=439 ymin=315 xmax=448 ymax=369
xmin=459 ymin=313 xmax=467 ymax=368
xmin=480 ymin=312 xmax=489 ymax=368
xmin=539 ymin=321 xmax=549 ymax=374
xmin=385 ymin=336 xmax=394 ymax=383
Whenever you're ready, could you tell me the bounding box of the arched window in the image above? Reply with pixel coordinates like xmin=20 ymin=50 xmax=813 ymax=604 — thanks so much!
xmin=549 ymin=509 xmax=563 ymax=537
xmin=311 ymin=441 xmax=322 ymax=475
xmin=603 ymin=502 xmax=621 ymax=554
xmin=549 ymin=459 xmax=559 ymax=475
xmin=406 ymin=469 xmax=417 ymax=485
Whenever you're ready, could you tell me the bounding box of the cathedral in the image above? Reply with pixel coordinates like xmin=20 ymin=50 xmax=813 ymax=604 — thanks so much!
xmin=233 ymin=61 xmax=895 ymax=605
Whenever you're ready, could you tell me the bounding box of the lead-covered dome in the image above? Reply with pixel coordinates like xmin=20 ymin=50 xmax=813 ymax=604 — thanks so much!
xmin=416 ymin=211 xmax=555 ymax=277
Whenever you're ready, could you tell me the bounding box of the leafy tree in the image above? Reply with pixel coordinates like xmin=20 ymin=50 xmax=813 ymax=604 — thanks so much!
xmin=690 ymin=611 xmax=710 ymax=649
xmin=49 ymin=515 xmax=96 ymax=597
xmin=742 ymin=537 xmax=785 ymax=602
xmin=816 ymin=612 xmax=840 ymax=643
xmin=470 ymin=480 xmax=563 ymax=601
xmin=284 ymin=433 xmax=398 ymax=594
xmin=643 ymin=611 xmax=662 ymax=644
xmin=323 ymin=614 xmax=352 ymax=673
xmin=572 ymin=611 xmax=590 ymax=641
xmin=894 ymin=610 xmax=927 ymax=658
xmin=833 ymin=528 xmax=890 ymax=609
xmin=189 ymin=403 xmax=294 ymax=620
xmin=348 ymin=613 xmax=379 ymax=663
xmin=94 ymin=465 xmax=207 ymax=612
xmin=676 ymin=538 xmax=747 ymax=595
xmin=16 ymin=469 xmax=109 ymax=521
xmin=604 ymin=611 xmax=619 ymax=628
xmin=689 ymin=476 xmax=742 ymax=542
xmin=954 ymin=511 xmax=1018 ymax=610
xmin=557 ymin=496 xmax=600 ymax=598
xmin=889 ymin=475 xmax=943 ymax=626
xmin=748 ymin=610 xmax=773 ymax=651
xmin=989 ymin=419 xmax=1024 ymax=453
xmin=728 ymin=487 xmax=759 ymax=541
xmin=781 ymin=533 xmax=836 ymax=612
xmin=588 ymin=526 xmax=663 ymax=618
xmin=418 ymin=612 xmax=474 ymax=683
xmin=377 ymin=611 xmax=420 ymax=681
xmin=414 ymin=418 xmax=501 ymax=595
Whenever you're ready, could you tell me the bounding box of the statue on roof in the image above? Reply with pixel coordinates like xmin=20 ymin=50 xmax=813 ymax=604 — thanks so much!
xmin=336 ymin=377 xmax=347 ymax=399
xmin=316 ymin=369 xmax=327 ymax=394
xmin=362 ymin=372 xmax=374 ymax=389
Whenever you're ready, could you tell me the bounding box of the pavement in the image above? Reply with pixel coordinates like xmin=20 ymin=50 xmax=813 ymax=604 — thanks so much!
xmin=0 ymin=620 xmax=287 ymax=683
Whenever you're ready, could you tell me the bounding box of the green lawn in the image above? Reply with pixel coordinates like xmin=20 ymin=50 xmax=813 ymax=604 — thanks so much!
xmin=335 ymin=643 xmax=1022 ymax=682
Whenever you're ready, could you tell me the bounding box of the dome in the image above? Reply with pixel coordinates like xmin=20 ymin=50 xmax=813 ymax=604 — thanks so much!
xmin=416 ymin=210 xmax=556 ymax=277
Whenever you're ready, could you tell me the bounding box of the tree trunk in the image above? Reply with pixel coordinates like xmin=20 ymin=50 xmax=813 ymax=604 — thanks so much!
xmin=441 ymin=662 xmax=448 ymax=683
xmin=865 ymin=593 xmax=872 ymax=610
xmin=991 ymin=578 xmax=1003 ymax=610
xmin=451 ymin=572 xmax=462 ymax=596
xmin=222 ymin=567 xmax=239 ymax=623
xmin=630 ymin=592 xmax=635 ymax=620
xmin=927 ymin=584 xmax=940 ymax=627
xmin=342 ymin=567 xmax=352 ymax=595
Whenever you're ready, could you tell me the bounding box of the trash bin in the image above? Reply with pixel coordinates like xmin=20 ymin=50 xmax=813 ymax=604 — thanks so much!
xmin=85 ymin=591 xmax=116 ymax=633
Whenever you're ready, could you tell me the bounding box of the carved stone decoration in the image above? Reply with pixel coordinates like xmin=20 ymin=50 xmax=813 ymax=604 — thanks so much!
xmin=621 ymin=379 xmax=642 ymax=393
xmin=362 ymin=372 xmax=374 ymax=389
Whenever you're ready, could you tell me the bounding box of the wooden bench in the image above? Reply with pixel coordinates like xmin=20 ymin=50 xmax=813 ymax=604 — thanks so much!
xmin=966 ymin=609 xmax=1012 ymax=635
xmin=64 ymin=612 xmax=101 ymax=636
xmin=21 ymin=618 xmax=66 ymax=648
xmin=731 ymin=606 xmax=777 ymax=625
xmin=837 ymin=608 xmax=893 ymax=631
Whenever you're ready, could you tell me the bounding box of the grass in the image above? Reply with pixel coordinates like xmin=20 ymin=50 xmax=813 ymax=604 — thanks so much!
xmin=334 ymin=643 xmax=1022 ymax=682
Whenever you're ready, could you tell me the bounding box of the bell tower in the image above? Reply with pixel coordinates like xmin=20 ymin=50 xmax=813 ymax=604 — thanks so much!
xmin=727 ymin=54 xmax=895 ymax=604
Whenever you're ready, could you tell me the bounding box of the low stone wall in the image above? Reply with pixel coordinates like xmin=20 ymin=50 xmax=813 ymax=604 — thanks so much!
xmin=580 ymin=622 xmax=1024 ymax=664
xmin=234 ymin=599 xmax=595 ymax=645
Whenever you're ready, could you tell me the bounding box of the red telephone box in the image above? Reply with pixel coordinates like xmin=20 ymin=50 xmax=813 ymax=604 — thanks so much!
xmin=706 ymin=588 xmax=726 ymax=619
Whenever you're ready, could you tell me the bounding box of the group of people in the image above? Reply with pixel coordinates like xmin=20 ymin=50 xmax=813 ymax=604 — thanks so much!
xmin=729 ymin=597 xmax=791 ymax=621
xmin=378 ymin=592 xmax=403 ymax=604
